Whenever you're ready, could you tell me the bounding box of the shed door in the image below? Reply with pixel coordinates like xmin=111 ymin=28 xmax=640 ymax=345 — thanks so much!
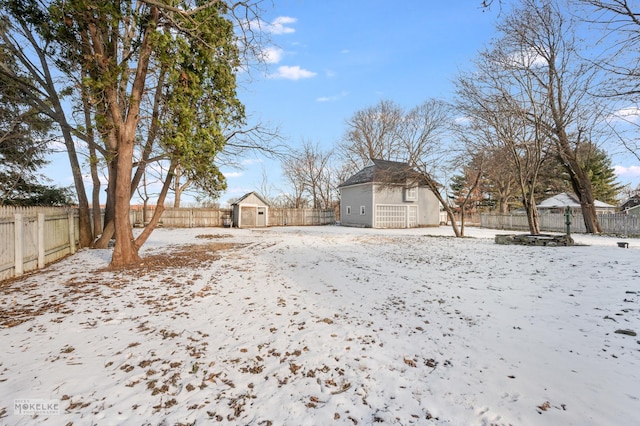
xmin=257 ymin=207 xmax=267 ymax=227
xmin=241 ymin=207 xmax=255 ymax=228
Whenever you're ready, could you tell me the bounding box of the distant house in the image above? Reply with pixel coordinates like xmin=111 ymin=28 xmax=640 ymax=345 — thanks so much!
xmin=231 ymin=192 xmax=269 ymax=228
xmin=337 ymin=159 xmax=440 ymax=228
xmin=537 ymin=192 xmax=616 ymax=215
xmin=626 ymin=205 xmax=640 ymax=217
xmin=620 ymin=194 xmax=640 ymax=211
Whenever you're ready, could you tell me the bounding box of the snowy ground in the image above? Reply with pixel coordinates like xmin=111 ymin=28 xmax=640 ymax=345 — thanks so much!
xmin=0 ymin=225 xmax=639 ymax=425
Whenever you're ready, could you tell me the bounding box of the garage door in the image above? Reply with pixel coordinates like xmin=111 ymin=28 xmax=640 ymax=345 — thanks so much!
xmin=375 ymin=205 xmax=418 ymax=228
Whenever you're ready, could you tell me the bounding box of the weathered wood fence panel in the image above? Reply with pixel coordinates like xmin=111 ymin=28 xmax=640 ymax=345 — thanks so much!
xmin=130 ymin=207 xmax=233 ymax=228
xmin=269 ymin=208 xmax=335 ymax=226
xmin=481 ymin=212 xmax=640 ymax=236
xmin=131 ymin=207 xmax=334 ymax=228
xmin=1 ymin=206 xmax=335 ymax=281
xmin=0 ymin=207 xmax=77 ymax=281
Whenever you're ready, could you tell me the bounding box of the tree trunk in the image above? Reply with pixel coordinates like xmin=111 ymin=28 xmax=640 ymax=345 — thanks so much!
xmin=90 ymin=151 xmax=102 ymax=238
xmin=81 ymin=91 xmax=103 ymax=239
xmin=93 ymin=158 xmax=117 ymax=248
xmin=111 ymin=130 xmax=141 ymax=267
xmin=58 ymin=118 xmax=93 ymax=247
xmin=524 ymin=198 xmax=541 ymax=235
xmin=174 ymin=169 xmax=183 ymax=208
xmin=556 ymin=141 xmax=602 ymax=233
xmin=568 ymin=161 xmax=602 ymax=233
xmin=135 ymin=159 xmax=176 ymax=248
xmin=422 ymin=174 xmax=461 ymax=237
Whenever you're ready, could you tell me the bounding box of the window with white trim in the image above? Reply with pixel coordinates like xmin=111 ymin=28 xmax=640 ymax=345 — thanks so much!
xmin=346 ymin=206 xmax=352 ymax=215
xmin=404 ymin=187 xmax=417 ymax=201
xmin=360 ymin=206 xmax=366 ymax=215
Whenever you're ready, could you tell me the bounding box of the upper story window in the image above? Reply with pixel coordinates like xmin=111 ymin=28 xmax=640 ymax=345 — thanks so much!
xmin=404 ymin=187 xmax=417 ymax=201
xmin=360 ymin=206 xmax=366 ymax=215
xmin=346 ymin=206 xmax=352 ymax=215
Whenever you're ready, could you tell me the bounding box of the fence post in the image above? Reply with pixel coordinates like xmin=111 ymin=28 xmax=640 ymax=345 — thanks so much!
xmin=38 ymin=213 xmax=45 ymax=268
xmin=14 ymin=213 xmax=23 ymax=276
xmin=68 ymin=211 xmax=76 ymax=254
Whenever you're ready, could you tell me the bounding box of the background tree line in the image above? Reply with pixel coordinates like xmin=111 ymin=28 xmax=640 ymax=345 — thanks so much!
xmin=1 ymin=0 xmax=639 ymax=263
xmin=271 ymin=0 xmax=638 ymax=237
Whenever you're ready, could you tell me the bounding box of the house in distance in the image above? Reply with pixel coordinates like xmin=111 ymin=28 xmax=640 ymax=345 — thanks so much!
xmin=537 ymin=192 xmax=616 ymax=215
xmin=338 ymin=159 xmax=440 ymax=228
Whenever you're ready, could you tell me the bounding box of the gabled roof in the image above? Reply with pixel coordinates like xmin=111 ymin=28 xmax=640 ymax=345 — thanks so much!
xmin=232 ymin=191 xmax=269 ymax=206
xmin=338 ymin=159 xmax=421 ymax=188
xmin=538 ymin=192 xmax=615 ymax=209
xmin=620 ymin=194 xmax=640 ymax=209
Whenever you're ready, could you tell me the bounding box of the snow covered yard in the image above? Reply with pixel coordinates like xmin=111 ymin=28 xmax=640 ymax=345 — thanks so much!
xmin=0 ymin=225 xmax=638 ymax=425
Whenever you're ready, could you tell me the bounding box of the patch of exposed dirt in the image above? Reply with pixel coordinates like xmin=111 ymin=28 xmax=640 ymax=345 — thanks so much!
xmin=1 ymin=242 xmax=248 ymax=328
xmin=101 ymin=242 xmax=246 ymax=275
xmin=195 ymin=234 xmax=233 ymax=239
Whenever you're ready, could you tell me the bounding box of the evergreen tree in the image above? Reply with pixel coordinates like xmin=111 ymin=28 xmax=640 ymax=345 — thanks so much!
xmin=0 ymin=47 xmax=64 ymax=206
xmin=537 ymin=143 xmax=622 ymax=205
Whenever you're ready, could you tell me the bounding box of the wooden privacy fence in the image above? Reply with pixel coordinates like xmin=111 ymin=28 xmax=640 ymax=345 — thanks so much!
xmin=0 ymin=206 xmax=335 ymax=282
xmin=268 ymin=208 xmax=335 ymax=226
xmin=0 ymin=206 xmax=78 ymax=281
xmin=130 ymin=207 xmax=232 ymax=228
xmin=130 ymin=207 xmax=336 ymax=228
xmin=480 ymin=212 xmax=640 ymax=236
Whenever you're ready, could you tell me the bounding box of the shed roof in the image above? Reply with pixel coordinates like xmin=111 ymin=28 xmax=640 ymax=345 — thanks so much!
xmin=231 ymin=191 xmax=269 ymax=206
xmin=338 ymin=159 xmax=421 ymax=188
xmin=538 ymin=192 xmax=615 ymax=209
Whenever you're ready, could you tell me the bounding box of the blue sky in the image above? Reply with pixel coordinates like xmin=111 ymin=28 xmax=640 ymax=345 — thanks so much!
xmin=43 ymin=1 xmax=640 ymax=206
xmin=221 ymin=1 xmax=502 ymax=203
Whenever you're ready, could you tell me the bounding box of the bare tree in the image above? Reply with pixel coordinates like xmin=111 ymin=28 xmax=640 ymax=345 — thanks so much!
xmin=497 ymin=0 xmax=606 ymax=233
xmin=577 ymin=0 xmax=640 ymax=99
xmin=398 ymin=100 xmax=463 ymax=236
xmin=455 ymin=41 xmax=552 ymax=235
xmin=449 ymin=154 xmax=486 ymax=235
xmin=337 ymin=99 xmax=405 ymax=176
xmin=575 ymin=0 xmax=640 ymax=161
xmin=282 ymin=140 xmax=335 ymax=209
xmin=338 ymin=99 xmax=461 ymax=235
xmin=281 ymin=158 xmax=308 ymax=208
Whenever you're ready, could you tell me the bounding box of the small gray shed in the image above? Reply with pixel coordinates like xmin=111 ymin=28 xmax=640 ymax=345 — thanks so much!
xmin=231 ymin=192 xmax=269 ymax=228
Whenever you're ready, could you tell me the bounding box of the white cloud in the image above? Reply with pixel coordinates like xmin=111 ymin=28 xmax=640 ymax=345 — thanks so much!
xmin=316 ymin=91 xmax=348 ymax=103
xmin=268 ymin=16 xmax=297 ymax=35
xmin=341 ymin=49 xmax=350 ymax=54
xmin=610 ymin=106 xmax=640 ymax=123
xmin=261 ymin=47 xmax=284 ymax=64
xmin=269 ymin=65 xmax=317 ymax=80
xmin=241 ymin=158 xmax=263 ymax=166
xmin=614 ymin=165 xmax=640 ymax=177
xmin=499 ymin=48 xmax=548 ymax=70
xmin=224 ymin=171 xmax=244 ymax=179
